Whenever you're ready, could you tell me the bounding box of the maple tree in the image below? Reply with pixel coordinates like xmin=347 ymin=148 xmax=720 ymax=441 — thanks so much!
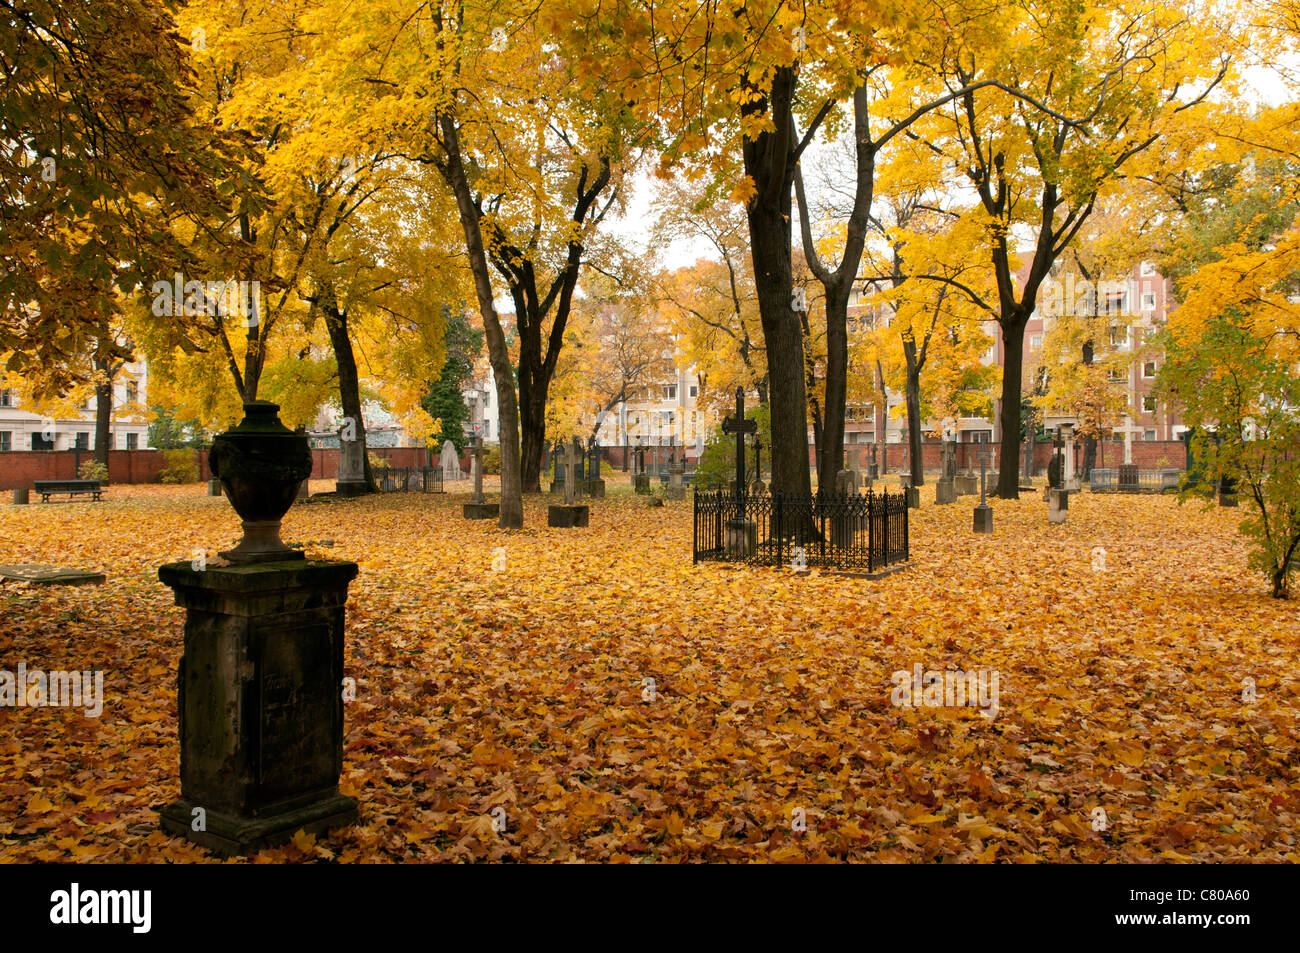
xmin=0 ymin=0 xmax=259 ymax=396
xmin=905 ymin=0 xmax=1236 ymax=498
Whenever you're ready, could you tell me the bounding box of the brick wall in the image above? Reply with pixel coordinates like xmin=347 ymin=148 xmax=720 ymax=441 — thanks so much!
xmin=1 ymin=446 xmax=440 ymax=490
xmin=823 ymin=438 xmax=1187 ymax=476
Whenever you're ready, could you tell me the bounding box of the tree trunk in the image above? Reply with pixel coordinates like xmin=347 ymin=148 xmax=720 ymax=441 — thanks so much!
xmin=818 ymin=286 xmax=849 ymax=495
xmin=94 ymin=376 xmax=111 ymax=465
xmin=905 ymin=372 xmax=924 ymax=486
xmin=519 ymin=387 xmax=547 ymax=493
xmin=321 ymin=287 xmax=377 ymax=494
xmin=996 ymin=315 xmax=1030 ymax=499
xmin=743 ymin=66 xmax=812 ymax=501
xmin=439 ymin=115 xmax=523 ymax=528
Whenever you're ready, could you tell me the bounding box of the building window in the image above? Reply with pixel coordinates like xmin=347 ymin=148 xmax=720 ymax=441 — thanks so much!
xmin=0 ymin=431 xmax=10 ymax=452
xmin=1142 ymin=293 xmax=1156 ymax=311
xmin=1142 ymin=394 xmax=1157 ymax=413
xmin=125 ymin=380 xmax=138 ymax=404
xmin=125 ymin=433 xmax=138 ymax=450
xmin=0 ymin=389 xmax=12 ymax=408
xmin=1140 ymin=261 xmax=1157 ymax=277
xmin=688 ymin=384 xmax=698 ymax=398
xmin=75 ymin=432 xmax=89 ymax=450
xmin=1030 ymin=334 xmax=1042 ymax=349
xmin=663 ymin=384 xmax=677 ymax=401
xmin=1108 ymin=325 xmax=1128 ymax=347
xmin=1106 ymin=292 xmax=1127 ymax=314
xmin=1145 ymin=429 xmax=1157 ymax=440
xmin=31 ymin=432 xmax=54 ymax=451
xmin=1108 ymin=366 xmax=1125 ymax=382
xmin=1143 ymin=361 xmax=1156 ymax=378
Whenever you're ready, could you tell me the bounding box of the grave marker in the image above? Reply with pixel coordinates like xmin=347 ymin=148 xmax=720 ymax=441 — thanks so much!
xmin=462 ymin=434 xmax=499 ymax=519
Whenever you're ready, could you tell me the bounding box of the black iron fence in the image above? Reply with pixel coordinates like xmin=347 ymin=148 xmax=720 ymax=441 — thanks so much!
xmin=372 ymin=466 xmax=444 ymax=493
xmin=693 ymin=489 xmax=909 ymax=573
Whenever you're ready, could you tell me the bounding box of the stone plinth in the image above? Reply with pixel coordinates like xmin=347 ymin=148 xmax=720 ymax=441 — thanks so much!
xmin=935 ymin=480 xmax=957 ymax=505
xmin=207 ymin=479 xmax=222 ymax=497
xmin=724 ymin=518 xmax=757 ymax=558
xmin=547 ymin=504 xmax=590 ymax=528
xmin=462 ymin=501 xmax=500 ymax=519
xmin=1049 ymin=488 xmax=1069 ymax=524
xmin=955 ymin=474 xmax=978 ymax=496
xmin=336 ymin=441 xmax=367 ymax=497
xmin=906 ymin=487 xmax=920 ymax=509
xmin=633 ymin=474 xmax=651 ymax=494
xmin=973 ymin=504 xmax=993 ymax=534
xmin=157 ymin=559 xmax=359 ymax=855
xmin=12 ymin=488 xmax=28 ymax=505
xmin=584 ymin=479 xmax=606 ymax=498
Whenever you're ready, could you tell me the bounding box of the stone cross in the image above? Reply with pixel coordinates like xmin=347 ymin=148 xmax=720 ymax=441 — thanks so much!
xmin=721 ymin=386 xmax=756 ymax=498
xmin=469 ymin=434 xmax=486 ymax=504
xmin=560 ymin=438 xmax=582 ymax=505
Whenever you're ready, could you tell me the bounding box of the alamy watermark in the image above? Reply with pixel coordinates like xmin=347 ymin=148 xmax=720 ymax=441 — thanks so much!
xmin=1 ymin=662 xmax=104 ymax=717
xmin=150 ymin=273 xmax=260 ymax=325
xmin=891 ymin=663 xmax=999 ymax=720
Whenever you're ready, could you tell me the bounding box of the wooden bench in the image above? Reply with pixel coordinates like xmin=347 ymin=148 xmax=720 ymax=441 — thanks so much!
xmin=33 ymin=479 xmax=104 ymax=502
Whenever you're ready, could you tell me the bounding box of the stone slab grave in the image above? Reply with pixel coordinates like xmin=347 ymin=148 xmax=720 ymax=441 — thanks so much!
xmin=547 ymin=439 xmax=590 ymax=528
xmin=0 ymin=564 xmax=106 ymax=586
xmin=462 ymin=435 xmax=499 ymax=519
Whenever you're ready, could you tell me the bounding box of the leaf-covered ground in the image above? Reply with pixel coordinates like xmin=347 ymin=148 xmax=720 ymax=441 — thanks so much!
xmin=1 ymin=478 xmax=1296 ymax=862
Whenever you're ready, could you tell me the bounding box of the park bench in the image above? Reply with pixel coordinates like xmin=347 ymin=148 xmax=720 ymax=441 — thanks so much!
xmin=33 ymin=479 xmax=104 ymax=503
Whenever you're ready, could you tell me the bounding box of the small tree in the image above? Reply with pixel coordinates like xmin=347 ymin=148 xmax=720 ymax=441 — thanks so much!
xmin=1159 ymin=316 xmax=1300 ymax=599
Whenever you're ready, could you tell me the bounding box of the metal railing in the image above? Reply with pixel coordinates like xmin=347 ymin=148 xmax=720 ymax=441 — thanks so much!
xmin=693 ymin=489 xmax=909 ymax=573
xmin=372 ymin=466 xmax=444 ymax=493
xmin=1088 ymin=468 xmax=1181 ymax=493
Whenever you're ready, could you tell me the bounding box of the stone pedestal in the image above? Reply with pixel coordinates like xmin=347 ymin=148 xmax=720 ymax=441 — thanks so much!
xmin=584 ymin=479 xmax=606 ymax=499
xmin=547 ymin=504 xmax=590 ymax=528
xmin=633 ymin=474 xmax=651 ymax=494
xmin=955 ymin=473 xmax=978 ymax=496
xmin=725 ymin=518 xmax=757 ymax=558
xmin=1049 ymin=488 xmax=1069 ymax=524
xmin=157 ymin=559 xmax=359 ymax=855
xmin=462 ymin=501 xmax=500 ymax=519
xmin=12 ymin=488 xmax=28 ymax=505
xmin=906 ymin=487 xmax=920 ymax=509
xmin=336 ymin=441 xmax=367 ymax=497
xmin=973 ymin=503 xmax=993 ymax=533
xmin=207 ymin=479 xmax=222 ymax=497
xmin=935 ymin=480 xmax=957 ymax=505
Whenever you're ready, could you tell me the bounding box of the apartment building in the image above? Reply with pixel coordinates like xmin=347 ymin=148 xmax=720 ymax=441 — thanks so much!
xmin=0 ymin=361 xmax=150 ymax=452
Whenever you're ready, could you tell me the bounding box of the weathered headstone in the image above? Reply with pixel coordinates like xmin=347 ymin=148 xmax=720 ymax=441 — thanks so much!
xmin=12 ymin=488 xmax=28 ymax=505
xmin=585 ymin=439 xmax=606 ymax=498
xmin=159 ymin=402 xmax=357 ymax=854
xmin=632 ymin=445 xmax=650 ymax=494
xmin=336 ymin=428 xmax=367 ymax=497
xmin=901 ymin=472 xmax=920 ymax=509
xmin=548 ymin=439 xmax=590 ymax=527
xmin=440 ymin=439 xmax=462 ymax=481
xmin=463 ymin=434 xmax=499 ymax=519
xmin=0 ymin=564 xmax=104 ymax=585
xmin=1048 ymin=486 xmax=1069 ymax=523
xmin=935 ymin=439 xmax=957 ymax=504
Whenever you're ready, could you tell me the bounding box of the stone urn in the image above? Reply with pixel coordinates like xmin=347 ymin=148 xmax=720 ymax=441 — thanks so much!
xmin=209 ymin=401 xmax=312 ymax=562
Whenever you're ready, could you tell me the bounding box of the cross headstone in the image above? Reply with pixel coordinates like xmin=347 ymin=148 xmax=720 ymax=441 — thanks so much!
xmin=973 ymin=449 xmax=993 ymax=532
xmin=721 ymin=386 xmax=757 ymax=498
